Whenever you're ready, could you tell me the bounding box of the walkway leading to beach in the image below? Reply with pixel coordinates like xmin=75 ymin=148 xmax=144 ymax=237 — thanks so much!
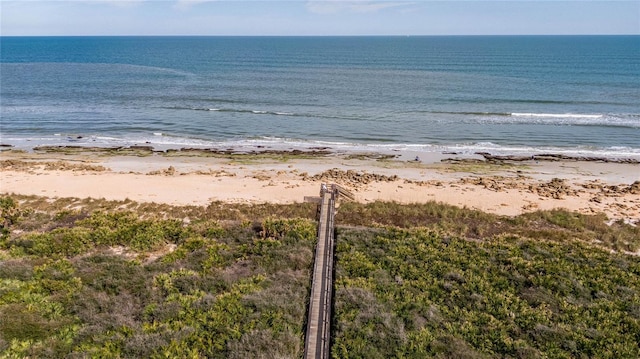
xmin=304 ymin=184 xmax=348 ymax=359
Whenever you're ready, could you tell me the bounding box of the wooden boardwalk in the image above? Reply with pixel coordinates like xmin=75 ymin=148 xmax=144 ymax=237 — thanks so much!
xmin=303 ymin=184 xmax=339 ymax=359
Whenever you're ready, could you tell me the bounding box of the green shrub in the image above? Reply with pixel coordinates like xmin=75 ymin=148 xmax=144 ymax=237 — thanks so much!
xmin=1 ymin=196 xmax=31 ymax=242
xmin=261 ymin=218 xmax=317 ymax=242
xmin=333 ymin=227 xmax=640 ymax=358
xmin=78 ymin=211 xmax=189 ymax=251
xmin=4 ymin=195 xmax=638 ymax=358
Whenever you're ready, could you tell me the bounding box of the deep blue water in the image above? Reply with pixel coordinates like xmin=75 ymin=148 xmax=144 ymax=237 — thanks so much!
xmin=1 ymin=36 xmax=639 ymax=158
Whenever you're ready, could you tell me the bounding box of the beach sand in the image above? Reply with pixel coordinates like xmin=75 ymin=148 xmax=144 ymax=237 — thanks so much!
xmin=1 ymin=148 xmax=638 ymax=222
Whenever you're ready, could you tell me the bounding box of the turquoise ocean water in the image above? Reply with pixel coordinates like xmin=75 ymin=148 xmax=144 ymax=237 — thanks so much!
xmin=1 ymin=36 xmax=639 ymax=158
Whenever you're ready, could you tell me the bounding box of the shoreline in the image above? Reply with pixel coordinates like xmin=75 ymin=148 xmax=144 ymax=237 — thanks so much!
xmin=2 ymin=134 xmax=640 ymax=164
xmin=1 ymin=146 xmax=639 ymax=222
xmin=2 ymin=142 xmax=640 ymax=165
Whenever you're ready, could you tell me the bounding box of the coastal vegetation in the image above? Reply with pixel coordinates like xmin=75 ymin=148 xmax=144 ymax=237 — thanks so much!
xmin=0 ymin=196 xmax=316 ymax=358
xmin=333 ymin=226 xmax=640 ymax=358
xmin=1 ymin=195 xmax=639 ymax=357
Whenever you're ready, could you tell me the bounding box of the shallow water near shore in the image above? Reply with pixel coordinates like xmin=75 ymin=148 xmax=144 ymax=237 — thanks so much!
xmin=1 ymin=36 xmax=639 ymax=159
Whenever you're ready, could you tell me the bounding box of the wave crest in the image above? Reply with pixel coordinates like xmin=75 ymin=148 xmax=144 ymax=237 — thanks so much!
xmin=511 ymin=113 xmax=603 ymax=119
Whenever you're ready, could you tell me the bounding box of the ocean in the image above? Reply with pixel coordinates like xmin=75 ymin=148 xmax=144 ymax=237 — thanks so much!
xmin=1 ymin=36 xmax=639 ymax=159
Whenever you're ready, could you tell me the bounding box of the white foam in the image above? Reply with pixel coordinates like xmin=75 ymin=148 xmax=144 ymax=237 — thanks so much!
xmin=511 ymin=113 xmax=603 ymax=119
xmin=4 ymin=133 xmax=640 ymax=161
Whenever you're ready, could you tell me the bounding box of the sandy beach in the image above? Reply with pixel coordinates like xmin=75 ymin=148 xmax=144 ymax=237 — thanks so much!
xmin=1 ymin=147 xmax=639 ymax=222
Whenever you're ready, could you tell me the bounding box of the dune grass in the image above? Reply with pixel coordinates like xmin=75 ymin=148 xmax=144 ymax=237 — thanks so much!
xmin=337 ymin=201 xmax=640 ymax=253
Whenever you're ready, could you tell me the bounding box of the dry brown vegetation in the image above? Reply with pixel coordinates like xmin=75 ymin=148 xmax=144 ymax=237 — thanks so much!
xmin=0 ymin=159 xmax=107 ymax=172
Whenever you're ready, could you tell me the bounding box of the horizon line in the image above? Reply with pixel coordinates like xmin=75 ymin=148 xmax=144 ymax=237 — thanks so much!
xmin=2 ymin=34 xmax=638 ymax=38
